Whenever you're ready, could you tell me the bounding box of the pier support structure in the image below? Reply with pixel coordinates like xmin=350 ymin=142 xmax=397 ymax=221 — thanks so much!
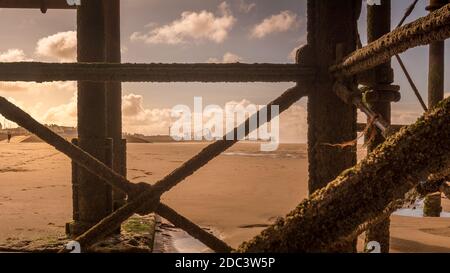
xmin=67 ymin=0 xmax=113 ymax=236
xmin=306 ymin=0 xmax=359 ymax=252
xmin=363 ymin=0 xmax=400 ymax=253
xmin=424 ymin=0 xmax=447 ymax=218
xmin=104 ymin=0 xmax=127 ymax=213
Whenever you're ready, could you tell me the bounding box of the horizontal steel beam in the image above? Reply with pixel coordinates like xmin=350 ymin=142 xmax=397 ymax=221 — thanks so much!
xmin=331 ymin=3 xmax=450 ymax=77
xmin=0 ymin=63 xmax=315 ymax=83
xmin=0 ymin=0 xmax=75 ymax=9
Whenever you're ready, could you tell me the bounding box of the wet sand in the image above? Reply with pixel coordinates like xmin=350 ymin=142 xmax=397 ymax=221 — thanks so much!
xmin=0 ymin=142 xmax=449 ymax=252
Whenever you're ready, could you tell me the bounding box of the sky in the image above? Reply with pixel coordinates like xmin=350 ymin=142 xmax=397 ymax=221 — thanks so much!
xmin=0 ymin=0 xmax=448 ymax=143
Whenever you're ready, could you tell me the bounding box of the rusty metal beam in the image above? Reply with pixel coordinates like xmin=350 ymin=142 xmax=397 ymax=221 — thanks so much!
xmin=0 ymin=63 xmax=315 ymax=83
xmin=0 ymin=0 xmax=75 ymax=9
xmin=331 ymin=3 xmax=450 ymax=77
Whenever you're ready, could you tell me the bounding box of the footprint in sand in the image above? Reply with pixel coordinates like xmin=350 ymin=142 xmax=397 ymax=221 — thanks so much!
xmin=420 ymin=227 xmax=450 ymax=238
xmin=129 ymin=168 xmax=153 ymax=180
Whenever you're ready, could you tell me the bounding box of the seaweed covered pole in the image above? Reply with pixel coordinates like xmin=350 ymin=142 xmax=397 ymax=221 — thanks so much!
xmin=104 ymin=0 xmax=127 ymax=221
xmin=424 ymin=0 xmax=448 ymax=218
xmin=363 ymin=0 xmax=399 ymax=253
xmin=238 ymin=96 xmax=450 ymax=253
xmin=306 ymin=0 xmax=360 ymax=252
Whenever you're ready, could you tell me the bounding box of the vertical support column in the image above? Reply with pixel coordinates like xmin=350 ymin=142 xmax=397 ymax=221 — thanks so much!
xmin=424 ymin=0 xmax=446 ymax=217
xmin=307 ymin=0 xmax=359 ymax=252
xmin=364 ymin=0 xmax=400 ymax=253
xmin=104 ymin=0 xmax=127 ymax=212
xmin=68 ymin=0 xmax=112 ymax=236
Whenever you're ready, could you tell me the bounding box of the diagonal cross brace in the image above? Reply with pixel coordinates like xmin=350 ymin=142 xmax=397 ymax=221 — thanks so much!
xmin=0 ymin=96 xmax=231 ymax=252
xmin=0 ymin=84 xmax=309 ymax=252
xmin=68 ymin=84 xmax=308 ymax=252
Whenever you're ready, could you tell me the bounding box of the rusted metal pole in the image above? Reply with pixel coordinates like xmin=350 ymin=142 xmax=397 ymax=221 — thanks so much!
xmin=306 ymin=0 xmax=359 ymax=252
xmin=67 ymin=0 xmax=112 ymax=237
xmin=104 ymin=0 xmax=127 ymax=214
xmin=424 ymin=0 xmax=447 ymax=217
xmin=364 ymin=0 xmax=400 ymax=253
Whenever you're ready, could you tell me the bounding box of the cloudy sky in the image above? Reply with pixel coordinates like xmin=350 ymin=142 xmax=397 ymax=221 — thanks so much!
xmin=0 ymin=0 xmax=448 ymax=142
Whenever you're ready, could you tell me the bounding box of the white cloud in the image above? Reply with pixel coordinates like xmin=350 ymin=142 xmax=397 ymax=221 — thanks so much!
xmin=238 ymin=0 xmax=256 ymax=13
xmin=122 ymin=93 xmax=173 ymax=135
xmin=36 ymin=31 xmax=77 ymax=62
xmin=0 ymin=81 xmax=75 ymax=95
xmin=43 ymin=93 xmax=77 ymax=126
xmin=251 ymin=11 xmax=301 ymax=39
xmin=130 ymin=2 xmax=236 ymax=45
xmin=208 ymin=52 xmax=243 ymax=63
xmin=0 ymin=49 xmax=32 ymax=62
xmin=0 ymin=47 xmax=75 ymax=95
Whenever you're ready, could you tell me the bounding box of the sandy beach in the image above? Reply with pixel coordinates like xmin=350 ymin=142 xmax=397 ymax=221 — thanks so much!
xmin=0 ymin=141 xmax=449 ymax=252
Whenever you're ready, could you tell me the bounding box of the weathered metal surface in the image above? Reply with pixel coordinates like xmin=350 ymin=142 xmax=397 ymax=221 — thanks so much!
xmin=104 ymin=0 xmax=127 ymax=219
xmin=0 ymin=96 xmax=231 ymax=253
xmin=0 ymin=63 xmax=315 ymax=83
xmin=72 ymin=0 xmax=112 ymax=235
xmin=307 ymin=0 xmax=359 ymax=195
xmin=331 ymin=4 xmax=450 ymax=76
xmin=334 ymin=83 xmax=391 ymax=134
xmin=66 ymin=85 xmax=309 ymax=252
xmin=364 ymin=0 xmax=395 ymax=253
xmin=424 ymin=0 xmax=447 ymax=218
xmin=0 ymin=82 xmax=309 ymax=252
xmin=238 ymin=97 xmax=450 ymax=252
